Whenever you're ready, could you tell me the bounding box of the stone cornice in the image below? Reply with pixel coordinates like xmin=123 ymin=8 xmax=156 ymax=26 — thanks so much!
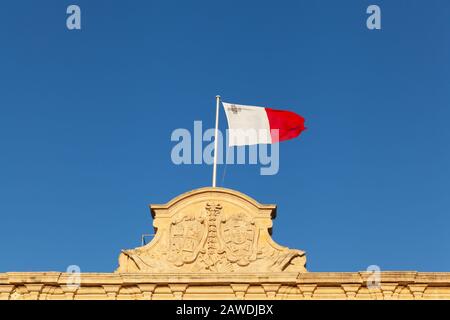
xmin=2 ymin=271 xmax=449 ymax=286
xmin=0 ymin=271 xmax=449 ymax=300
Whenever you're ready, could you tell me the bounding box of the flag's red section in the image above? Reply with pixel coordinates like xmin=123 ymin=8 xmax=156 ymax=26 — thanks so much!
xmin=265 ymin=108 xmax=306 ymax=143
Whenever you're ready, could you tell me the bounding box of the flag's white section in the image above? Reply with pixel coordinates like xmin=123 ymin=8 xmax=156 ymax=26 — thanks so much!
xmin=222 ymin=102 xmax=272 ymax=146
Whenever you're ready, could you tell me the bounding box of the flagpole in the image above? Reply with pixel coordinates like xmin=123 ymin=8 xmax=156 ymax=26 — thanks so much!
xmin=212 ymin=95 xmax=221 ymax=187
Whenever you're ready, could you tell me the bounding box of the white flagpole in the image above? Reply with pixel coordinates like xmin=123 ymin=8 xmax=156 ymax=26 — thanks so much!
xmin=212 ymin=95 xmax=221 ymax=187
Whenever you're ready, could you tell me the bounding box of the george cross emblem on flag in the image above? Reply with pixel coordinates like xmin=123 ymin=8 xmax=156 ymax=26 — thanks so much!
xmin=230 ymin=104 xmax=241 ymax=114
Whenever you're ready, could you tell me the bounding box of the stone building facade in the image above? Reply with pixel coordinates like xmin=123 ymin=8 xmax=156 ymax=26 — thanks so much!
xmin=1 ymin=187 xmax=449 ymax=300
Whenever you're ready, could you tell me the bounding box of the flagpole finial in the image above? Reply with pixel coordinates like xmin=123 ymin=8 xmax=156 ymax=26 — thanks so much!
xmin=216 ymin=95 xmax=221 ymax=99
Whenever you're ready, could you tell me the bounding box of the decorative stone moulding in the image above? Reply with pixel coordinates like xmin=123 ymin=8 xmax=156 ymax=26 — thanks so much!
xmin=117 ymin=187 xmax=307 ymax=273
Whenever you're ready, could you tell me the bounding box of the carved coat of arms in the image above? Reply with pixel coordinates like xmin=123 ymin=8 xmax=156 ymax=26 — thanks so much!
xmin=168 ymin=212 xmax=207 ymax=267
xmin=220 ymin=212 xmax=257 ymax=266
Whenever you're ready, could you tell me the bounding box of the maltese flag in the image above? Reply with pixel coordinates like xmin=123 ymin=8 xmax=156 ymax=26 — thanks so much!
xmin=222 ymin=102 xmax=306 ymax=146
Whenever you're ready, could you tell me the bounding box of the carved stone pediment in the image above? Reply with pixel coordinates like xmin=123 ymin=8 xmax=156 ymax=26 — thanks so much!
xmin=116 ymin=187 xmax=307 ymax=273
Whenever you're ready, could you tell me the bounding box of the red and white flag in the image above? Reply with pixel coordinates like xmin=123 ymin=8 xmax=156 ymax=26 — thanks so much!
xmin=222 ymin=102 xmax=306 ymax=146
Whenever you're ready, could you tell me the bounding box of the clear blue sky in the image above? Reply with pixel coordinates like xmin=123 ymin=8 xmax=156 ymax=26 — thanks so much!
xmin=0 ymin=0 xmax=449 ymax=273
